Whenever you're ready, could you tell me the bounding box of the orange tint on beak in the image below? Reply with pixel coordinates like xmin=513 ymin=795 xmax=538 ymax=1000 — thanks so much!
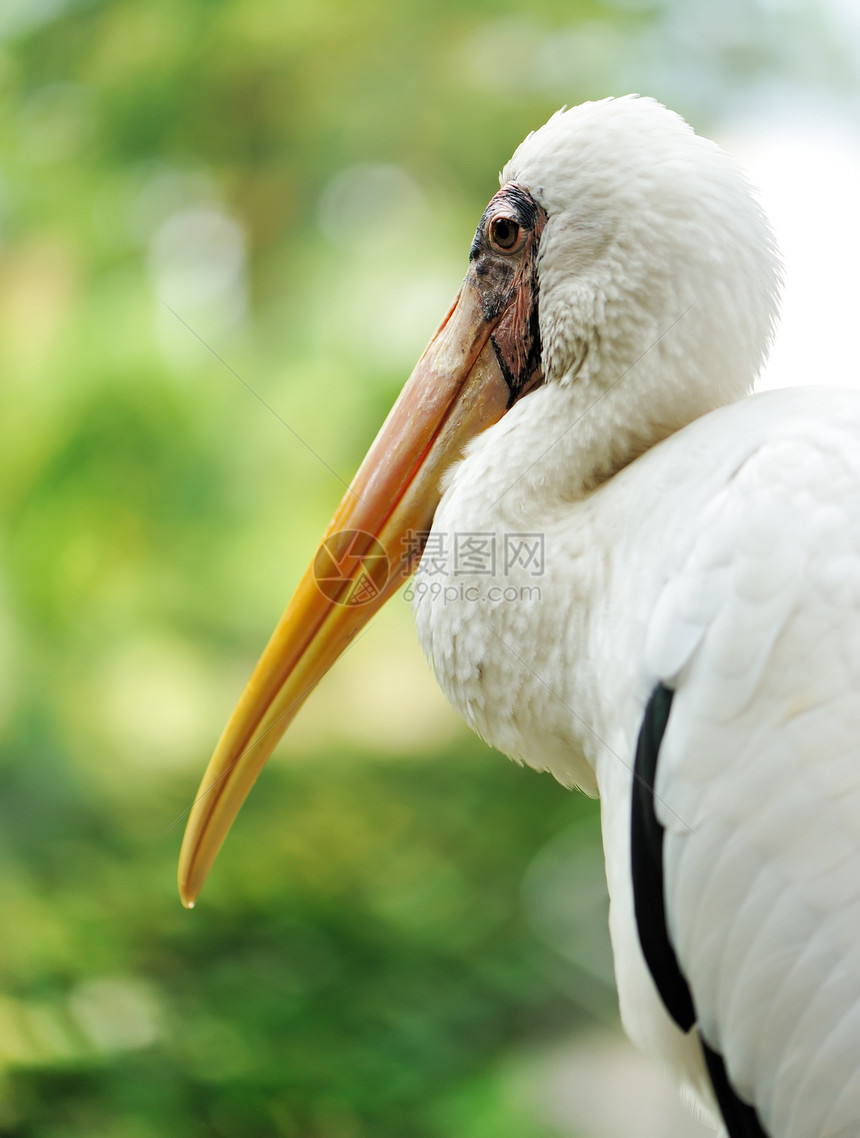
xmin=178 ymin=274 xmax=511 ymax=907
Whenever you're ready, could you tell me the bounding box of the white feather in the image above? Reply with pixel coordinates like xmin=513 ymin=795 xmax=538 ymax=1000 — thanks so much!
xmin=412 ymin=97 xmax=860 ymax=1134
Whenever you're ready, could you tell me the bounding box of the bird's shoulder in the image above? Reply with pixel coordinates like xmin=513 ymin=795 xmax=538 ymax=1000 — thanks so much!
xmin=644 ymin=388 xmax=860 ymax=704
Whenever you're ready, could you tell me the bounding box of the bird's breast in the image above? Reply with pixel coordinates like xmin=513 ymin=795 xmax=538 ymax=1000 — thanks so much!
xmin=410 ymin=428 xmax=614 ymax=794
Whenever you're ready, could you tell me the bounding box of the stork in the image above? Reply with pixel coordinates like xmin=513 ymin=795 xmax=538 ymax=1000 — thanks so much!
xmin=178 ymin=96 xmax=860 ymax=1136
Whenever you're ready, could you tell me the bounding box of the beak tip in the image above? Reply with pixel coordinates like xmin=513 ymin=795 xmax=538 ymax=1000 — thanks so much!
xmin=178 ymin=867 xmax=201 ymax=909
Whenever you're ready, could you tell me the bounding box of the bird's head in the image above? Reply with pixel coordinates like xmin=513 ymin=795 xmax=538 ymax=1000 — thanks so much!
xmin=178 ymin=97 xmax=780 ymax=906
xmin=499 ymin=96 xmax=780 ymax=487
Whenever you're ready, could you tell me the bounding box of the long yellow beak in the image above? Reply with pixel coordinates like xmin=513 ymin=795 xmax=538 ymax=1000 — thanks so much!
xmin=178 ymin=272 xmax=512 ymax=907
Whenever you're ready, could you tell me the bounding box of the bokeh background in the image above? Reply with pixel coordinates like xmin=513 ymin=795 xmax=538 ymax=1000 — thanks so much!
xmin=1 ymin=2 xmax=859 ymax=1136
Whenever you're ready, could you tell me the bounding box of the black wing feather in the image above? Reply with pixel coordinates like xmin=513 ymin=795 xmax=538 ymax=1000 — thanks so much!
xmin=631 ymin=683 xmax=769 ymax=1138
xmin=702 ymin=1042 xmax=769 ymax=1138
xmin=630 ymin=683 xmax=695 ymax=1030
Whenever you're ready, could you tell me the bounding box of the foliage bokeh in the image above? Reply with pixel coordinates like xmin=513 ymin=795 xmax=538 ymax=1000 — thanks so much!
xmin=1 ymin=1 xmax=858 ymax=1135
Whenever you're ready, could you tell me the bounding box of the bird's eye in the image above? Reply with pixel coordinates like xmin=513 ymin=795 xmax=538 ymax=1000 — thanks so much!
xmin=489 ymin=216 xmax=522 ymax=252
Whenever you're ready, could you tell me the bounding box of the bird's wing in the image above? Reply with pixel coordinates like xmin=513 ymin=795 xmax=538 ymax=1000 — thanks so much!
xmin=640 ymin=422 xmax=860 ymax=1138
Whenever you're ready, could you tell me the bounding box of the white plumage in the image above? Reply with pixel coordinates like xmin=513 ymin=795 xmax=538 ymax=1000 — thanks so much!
xmin=411 ymin=100 xmax=860 ymax=1134
xmin=180 ymin=96 xmax=860 ymax=1137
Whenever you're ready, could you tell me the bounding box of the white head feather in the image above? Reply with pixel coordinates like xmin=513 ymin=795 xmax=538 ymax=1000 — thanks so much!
xmin=500 ymin=96 xmax=781 ymax=488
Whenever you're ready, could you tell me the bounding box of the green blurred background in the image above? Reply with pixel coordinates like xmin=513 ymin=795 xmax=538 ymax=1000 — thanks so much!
xmin=1 ymin=2 xmax=858 ymax=1135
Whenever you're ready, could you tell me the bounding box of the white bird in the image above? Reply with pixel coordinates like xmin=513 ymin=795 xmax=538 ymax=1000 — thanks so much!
xmin=178 ymin=96 xmax=860 ymax=1137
